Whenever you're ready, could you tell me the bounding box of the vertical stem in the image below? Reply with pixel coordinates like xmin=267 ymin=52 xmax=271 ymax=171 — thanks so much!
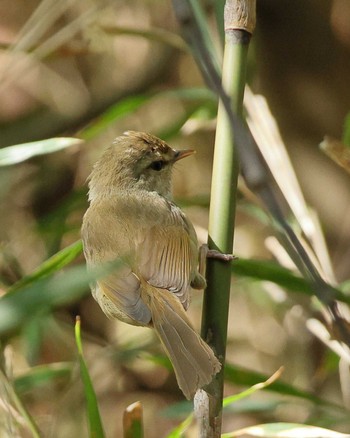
xmin=123 ymin=401 xmax=143 ymax=438
xmin=198 ymin=1 xmax=255 ymax=436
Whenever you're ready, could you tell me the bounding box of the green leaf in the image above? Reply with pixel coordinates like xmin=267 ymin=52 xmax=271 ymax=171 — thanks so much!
xmin=75 ymin=317 xmax=105 ymax=438
xmin=0 ymin=137 xmax=83 ymax=166
xmin=0 ymin=264 xmax=90 ymax=338
xmin=79 ymin=88 xmax=216 ymax=141
xmin=187 ymin=0 xmax=221 ymax=71
xmin=166 ymin=412 xmax=194 ymax=438
xmin=223 ymin=399 xmax=280 ymax=413
xmin=233 ymin=258 xmax=350 ymax=305
xmin=8 ymin=240 xmax=83 ymax=293
xmin=102 ymin=25 xmax=188 ymax=52
xmin=223 ymin=367 xmax=283 ymax=408
xmin=0 ymin=258 xmax=122 ymax=339
xmin=14 ymin=362 xmax=73 ymax=394
xmin=79 ymin=95 xmax=150 ymax=141
xmin=233 ymin=258 xmax=311 ymax=293
xmin=212 ymin=0 xmax=225 ymax=43
xmin=222 ymin=422 xmax=350 ymax=438
xmin=224 ymin=363 xmax=344 ymax=412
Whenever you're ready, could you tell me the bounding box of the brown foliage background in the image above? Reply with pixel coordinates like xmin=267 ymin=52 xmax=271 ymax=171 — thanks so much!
xmin=1 ymin=0 xmax=350 ymax=436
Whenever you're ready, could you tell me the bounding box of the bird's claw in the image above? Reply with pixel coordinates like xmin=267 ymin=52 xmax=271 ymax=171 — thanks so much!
xmin=198 ymin=244 xmax=236 ymax=278
xmin=206 ymin=249 xmax=237 ymax=262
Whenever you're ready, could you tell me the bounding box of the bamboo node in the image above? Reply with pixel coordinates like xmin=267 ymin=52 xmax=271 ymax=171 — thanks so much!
xmin=224 ymin=0 xmax=256 ymax=34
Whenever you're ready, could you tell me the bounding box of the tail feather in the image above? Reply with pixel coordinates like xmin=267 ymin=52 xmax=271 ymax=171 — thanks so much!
xmin=143 ymin=285 xmax=221 ymax=399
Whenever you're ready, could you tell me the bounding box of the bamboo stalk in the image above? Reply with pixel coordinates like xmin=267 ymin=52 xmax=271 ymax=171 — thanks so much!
xmin=196 ymin=1 xmax=256 ymax=437
xmin=123 ymin=401 xmax=143 ymax=438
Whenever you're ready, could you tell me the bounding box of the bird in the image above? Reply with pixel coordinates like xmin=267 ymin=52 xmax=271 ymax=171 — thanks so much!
xmin=81 ymin=131 xmax=221 ymax=399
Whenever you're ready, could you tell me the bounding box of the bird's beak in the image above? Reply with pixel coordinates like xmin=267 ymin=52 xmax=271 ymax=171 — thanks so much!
xmin=173 ymin=149 xmax=196 ymax=162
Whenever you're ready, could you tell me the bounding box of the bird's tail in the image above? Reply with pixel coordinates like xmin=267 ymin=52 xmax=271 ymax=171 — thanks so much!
xmin=142 ymin=284 xmax=221 ymax=399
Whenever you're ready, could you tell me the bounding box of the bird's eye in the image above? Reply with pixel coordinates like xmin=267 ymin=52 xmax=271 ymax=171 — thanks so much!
xmin=149 ymin=160 xmax=166 ymax=171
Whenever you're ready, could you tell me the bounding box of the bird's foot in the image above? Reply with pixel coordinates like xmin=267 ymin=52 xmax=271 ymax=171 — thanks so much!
xmin=206 ymin=249 xmax=237 ymax=262
xmin=198 ymin=244 xmax=236 ymax=280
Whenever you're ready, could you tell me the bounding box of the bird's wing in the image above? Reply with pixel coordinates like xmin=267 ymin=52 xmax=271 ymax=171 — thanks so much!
xmin=133 ymin=198 xmax=198 ymax=309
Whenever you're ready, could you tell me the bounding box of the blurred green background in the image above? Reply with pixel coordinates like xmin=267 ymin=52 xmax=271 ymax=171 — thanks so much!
xmin=1 ymin=0 xmax=350 ymax=436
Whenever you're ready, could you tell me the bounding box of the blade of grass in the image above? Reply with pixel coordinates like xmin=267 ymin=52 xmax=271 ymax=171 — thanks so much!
xmin=233 ymin=258 xmax=313 ymax=295
xmin=0 ymin=137 xmax=82 ymax=166
xmin=224 ymin=363 xmax=345 ymax=412
xmin=222 ymin=422 xmax=350 ymax=438
xmin=0 ymin=366 xmax=42 ymax=438
xmin=223 ymin=367 xmax=283 ymax=408
xmin=213 ymin=0 xmax=226 ymax=43
xmin=14 ymin=362 xmax=73 ymax=394
xmin=166 ymin=360 xmax=347 ymax=438
xmin=0 ymin=265 xmax=90 ymax=338
xmin=79 ymin=95 xmax=150 ymax=141
xmin=79 ymin=87 xmax=216 ymax=141
xmin=145 ymin=350 xmax=350 ymax=415
xmin=36 ymin=190 xmax=87 ymax=256
xmin=75 ymin=316 xmax=105 ymax=438
xmin=233 ymin=258 xmax=350 ymax=305
xmin=0 ymin=257 xmax=122 ymax=338
xmin=8 ymin=240 xmax=83 ymax=293
xmin=245 ymin=87 xmax=336 ymax=284
xmin=102 ymin=25 xmax=188 ymax=51
xmin=167 ymin=367 xmax=281 ymax=438
xmin=166 ymin=412 xmax=194 ymax=438
xmin=188 ymin=0 xmax=222 ymax=70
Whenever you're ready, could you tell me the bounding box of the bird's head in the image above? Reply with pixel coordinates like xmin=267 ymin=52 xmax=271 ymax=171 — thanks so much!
xmin=88 ymin=131 xmax=195 ymax=201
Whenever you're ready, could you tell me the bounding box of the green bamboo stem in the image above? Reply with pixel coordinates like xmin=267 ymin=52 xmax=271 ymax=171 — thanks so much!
xmin=198 ymin=1 xmax=255 ymax=436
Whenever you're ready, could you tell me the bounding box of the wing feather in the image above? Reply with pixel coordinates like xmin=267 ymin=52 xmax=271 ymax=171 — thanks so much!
xmin=82 ymin=193 xmax=200 ymax=324
xmin=134 ymin=202 xmax=197 ymax=308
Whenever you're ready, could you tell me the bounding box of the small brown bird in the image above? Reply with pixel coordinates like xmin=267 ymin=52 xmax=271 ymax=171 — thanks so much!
xmin=81 ymin=131 xmax=221 ymax=399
